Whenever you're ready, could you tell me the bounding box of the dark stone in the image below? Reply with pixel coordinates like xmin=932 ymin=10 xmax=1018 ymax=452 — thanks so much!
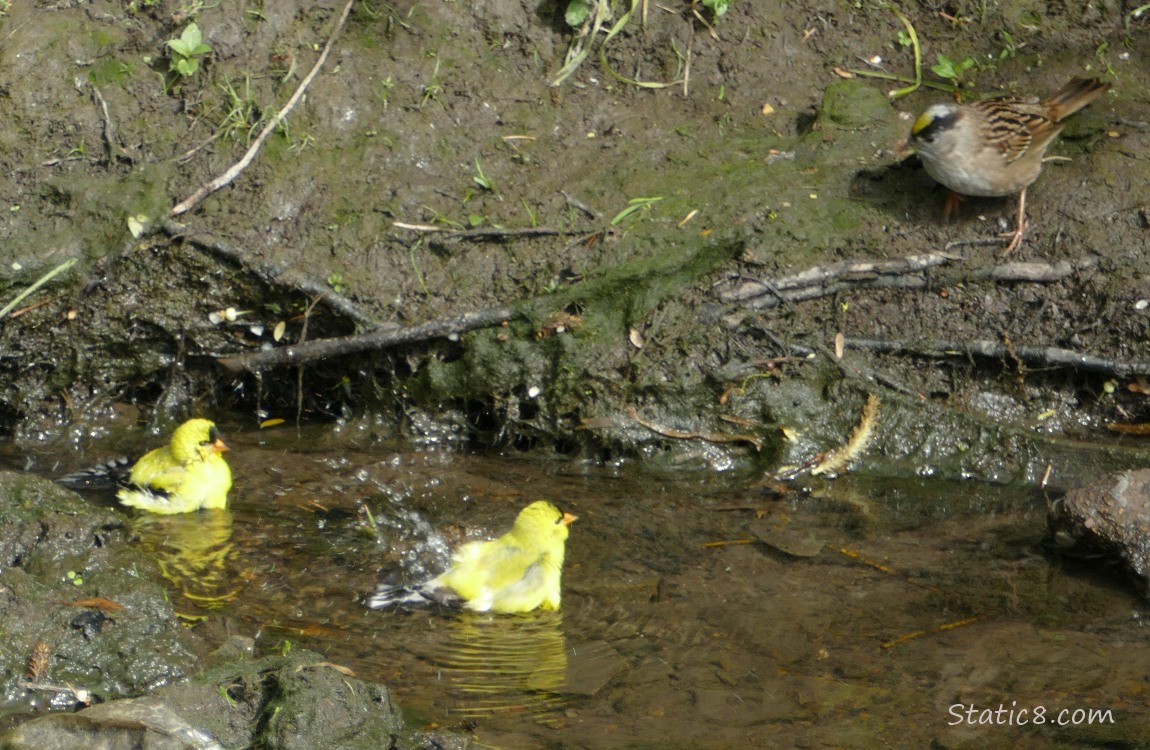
xmin=1049 ymin=469 xmax=1150 ymax=589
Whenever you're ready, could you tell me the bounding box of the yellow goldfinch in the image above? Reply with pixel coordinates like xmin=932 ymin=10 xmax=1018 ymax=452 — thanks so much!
xmin=115 ymin=418 xmax=233 ymax=514
xmin=368 ymin=500 xmax=577 ymax=614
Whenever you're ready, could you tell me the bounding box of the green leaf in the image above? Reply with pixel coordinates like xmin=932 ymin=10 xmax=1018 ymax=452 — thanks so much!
xmin=930 ymin=53 xmax=957 ymax=80
xmin=472 ymin=158 xmax=494 ymax=191
xmin=565 ymin=0 xmax=591 ymax=27
xmin=180 ymin=22 xmax=206 ymax=53
xmin=168 ymin=23 xmax=212 ymax=60
xmin=168 ymin=23 xmax=197 ymax=56
xmin=701 ymin=0 xmax=730 ymax=17
xmin=610 ymin=196 xmax=663 ymax=226
xmin=931 ymin=53 xmax=975 ymax=82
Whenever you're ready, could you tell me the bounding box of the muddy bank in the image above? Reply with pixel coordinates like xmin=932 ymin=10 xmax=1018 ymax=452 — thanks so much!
xmin=0 ymin=1 xmax=1147 ymax=477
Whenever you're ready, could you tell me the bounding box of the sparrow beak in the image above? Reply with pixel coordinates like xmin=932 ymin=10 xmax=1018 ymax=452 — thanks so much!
xmin=894 ymin=136 xmax=915 ymax=160
xmin=561 ymin=512 xmax=578 ymax=526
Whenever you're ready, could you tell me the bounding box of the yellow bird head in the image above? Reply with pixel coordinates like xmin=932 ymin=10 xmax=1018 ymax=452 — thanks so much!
xmin=512 ymin=500 xmax=577 ymax=548
xmin=169 ymin=418 xmax=229 ymax=464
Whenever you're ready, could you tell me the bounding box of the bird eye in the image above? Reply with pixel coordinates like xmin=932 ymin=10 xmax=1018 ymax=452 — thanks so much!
xmin=912 ymin=109 xmax=957 ymax=144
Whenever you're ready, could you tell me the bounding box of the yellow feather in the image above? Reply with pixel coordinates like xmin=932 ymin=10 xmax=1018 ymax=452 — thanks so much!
xmin=438 ymin=503 xmax=569 ymax=612
xmin=371 ymin=500 xmax=576 ymax=614
xmin=117 ymin=419 xmax=233 ymax=514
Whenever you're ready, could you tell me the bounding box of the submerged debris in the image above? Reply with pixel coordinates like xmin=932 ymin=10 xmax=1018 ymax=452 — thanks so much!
xmin=811 ymin=393 xmax=880 ymax=477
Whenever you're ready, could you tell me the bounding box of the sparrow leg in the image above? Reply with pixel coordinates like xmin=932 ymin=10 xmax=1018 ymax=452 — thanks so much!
xmin=1001 ymin=189 xmax=1028 ymax=254
xmin=942 ymin=191 xmax=964 ymax=222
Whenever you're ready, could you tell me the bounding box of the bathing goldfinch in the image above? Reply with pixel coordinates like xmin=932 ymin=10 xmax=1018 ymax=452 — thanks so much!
xmin=368 ymin=500 xmax=577 ymax=614
xmin=115 ymin=418 xmax=233 ymax=514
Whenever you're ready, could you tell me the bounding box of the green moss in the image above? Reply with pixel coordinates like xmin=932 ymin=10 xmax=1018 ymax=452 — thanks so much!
xmin=413 ymin=233 xmax=744 ymax=412
xmin=42 ymin=161 xmax=174 ymax=257
xmin=819 ymin=79 xmax=892 ymax=129
xmin=87 ymin=57 xmax=134 ymax=87
xmin=830 ymin=201 xmax=863 ymax=231
xmin=89 ymin=27 xmax=121 ymax=52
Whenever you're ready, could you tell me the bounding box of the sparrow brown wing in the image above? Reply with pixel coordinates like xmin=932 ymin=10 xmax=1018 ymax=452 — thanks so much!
xmin=970 ymin=96 xmax=1060 ymax=164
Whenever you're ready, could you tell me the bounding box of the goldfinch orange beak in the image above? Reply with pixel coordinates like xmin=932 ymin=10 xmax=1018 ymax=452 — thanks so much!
xmin=212 ymin=437 xmax=229 ymax=453
xmin=561 ymin=512 xmax=577 ymax=526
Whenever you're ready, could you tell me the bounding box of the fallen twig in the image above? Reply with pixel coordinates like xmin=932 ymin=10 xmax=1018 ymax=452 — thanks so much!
xmin=6 ymin=294 xmax=61 ymax=319
xmin=175 ymin=129 xmax=227 ymax=164
xmin=624 ymin=404 xmax=763 ymax=451
xmin=560 ymin=190 xmax=598 ymax=219
xmin=170 ymin=0 xmax=354 ymax=215
xmin=162 ymin=222 xmax=378 ymax=329
xmin=0 ymin=258 xmax=78 ymax=320
xmin=392 ymin=224 xmax=592 ymax=241
xmin=718 ymin=254 xmax=1097 ymax=309
xmin=715 ymin=252 xmax=959 ymax=308
xmin=218 ymin=306 xmax=515 ymax=372
xmin=701 ymin=538 xmax=754 ymax=548
xmin=844 ymin=337 xmax=1150 ymax=377
xmin=880 ymin=614 xmax=986 ymax=650
xmin=89 ymin=84 xmax=129 ymax=165
xmin=985 ymin=258 xmax=1096 ymax=283
xmin=810 ymin=393 xmax=881 ymax=476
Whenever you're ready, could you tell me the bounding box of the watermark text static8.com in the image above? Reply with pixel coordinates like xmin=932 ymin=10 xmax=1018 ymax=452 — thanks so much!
xmin=948 ymin=702 xmax=1114 ymax=727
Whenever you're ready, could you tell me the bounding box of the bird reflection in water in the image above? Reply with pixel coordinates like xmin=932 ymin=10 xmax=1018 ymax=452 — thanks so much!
xmin=431 ymin=609 xmax=570 ymax=725
xmin=131 ymin=509 xmax=241 ymax=611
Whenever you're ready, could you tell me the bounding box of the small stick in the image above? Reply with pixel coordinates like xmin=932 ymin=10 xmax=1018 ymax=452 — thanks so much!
xmin=163 ymin=222 xmax=378 ymax=328
xmin=625 ymin=404 xmax=763 ymax=450
xmin=560 ymin=190 xmax=598 ymax=219
xmin=392 ymin=224 xmax=589 ymax=241
xmin=89 ymin=84 xmax=128 ymax=164
xmin=170 ymin=0 xmax=355 ymax=215
xmin=843 ymin=337 xmax=1150 ymax=378
xmin=0 ymin=258 xmax=78 ymax=320
xmin=218 ymin=306 xmax=516 ymax=372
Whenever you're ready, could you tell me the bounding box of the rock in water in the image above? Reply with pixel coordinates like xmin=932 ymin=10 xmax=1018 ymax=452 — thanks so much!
xmin=1049 ymin=469 xmax=1150 ymax=592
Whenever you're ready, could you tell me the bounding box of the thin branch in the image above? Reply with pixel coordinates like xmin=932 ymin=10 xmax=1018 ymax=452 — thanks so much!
xmin=163 ymin=222 xmax=379 ymax=329
xmin=296 ymin=296 xmax=323 ymax=429
xmin=624 ymin=405 xmax=763 ymax=451
xmin=819 ymin=342 xmax=918 ymax=397
xmin=844 ymin=337 xmax=1150 ymax=378
xmin=716 ymin=255 xmax=1097 ymax=309
xmin=987 ymin=259 xmax=1096 ymax=283
xmin=89 ymin=84 xmax=129 ymax=164
xmin=0 ymin=258 xmax=78 ymax=320
xmin=392 ymin=224 xmax=592 ymax=241
xmin=439 ymin=226 xmax=591 ymax=241
xmin=715 ymin=252 xmax=958 ymax=308
xmin=560 ymin=190 xmax=598 ymax=219
xmin=218 ymin=306 xmax=516 ymax=372
xmin=170 ymin=0 xmax=355 ymax=215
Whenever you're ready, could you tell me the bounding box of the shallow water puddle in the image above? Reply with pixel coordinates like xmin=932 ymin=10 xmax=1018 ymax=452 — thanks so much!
xmin=13 ymin=427 xmax=1150 ymax=748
